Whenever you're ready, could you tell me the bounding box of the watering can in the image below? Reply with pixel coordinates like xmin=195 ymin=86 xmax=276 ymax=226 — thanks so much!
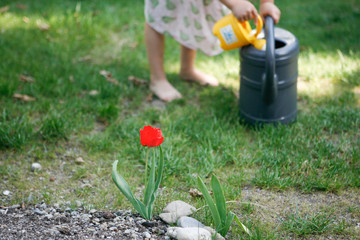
xmin=238 ymin=16 xmax=299 ymax=124
xmin=213 ymin=14 xmax=266 ymax=50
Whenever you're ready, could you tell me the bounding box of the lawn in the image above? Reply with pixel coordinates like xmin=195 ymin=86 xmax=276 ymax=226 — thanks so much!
xmin=0 ymin=0 xmax=359 ymax=239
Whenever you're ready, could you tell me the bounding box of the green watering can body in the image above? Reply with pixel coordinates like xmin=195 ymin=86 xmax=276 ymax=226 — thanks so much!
xmin=239 ymin=16 xmax=299 ymax=125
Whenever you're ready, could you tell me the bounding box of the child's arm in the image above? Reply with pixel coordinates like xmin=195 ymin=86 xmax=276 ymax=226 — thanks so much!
xmin=220 ymin=0 xmax=258 ymax=22
xmin=220 ymin=0 xmax=281 ymax=24
xmin=260 ymin=0 xmax=281 ymax=24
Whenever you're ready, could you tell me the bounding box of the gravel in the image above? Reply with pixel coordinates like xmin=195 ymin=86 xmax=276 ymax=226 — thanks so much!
xmin=0 ymin=203 xmax=169 ymax=240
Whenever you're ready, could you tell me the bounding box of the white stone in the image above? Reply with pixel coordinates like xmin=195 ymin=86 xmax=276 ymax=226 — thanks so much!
xmin=89 ymin=209 xmax=97 ymax=214
xmin=142 ymin=231 xmax=151 ymax=238
xmin=31 ymin=163 xmax=42 ymax=171
xmin=159 ymin=212 xmax=177 ymax=224
xmin=177 ymin=216 xmax=205 ymax=228
xmin=166 ymin=227 xmax=211 ymax=240
xmin=3 ymin=190 xmax=10 ymax=196
xmin=203 ymin=227 xmax=225 ymax=240
xmin=160 ymin=200 xmax=196 ymax=224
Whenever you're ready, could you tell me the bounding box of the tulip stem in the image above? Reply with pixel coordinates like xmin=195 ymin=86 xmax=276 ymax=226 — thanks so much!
xmin=144 ymin=147 xmax=149 ymax=186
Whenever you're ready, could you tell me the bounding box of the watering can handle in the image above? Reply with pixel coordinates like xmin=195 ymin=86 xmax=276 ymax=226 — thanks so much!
xmin=262 ymin=16 xmax=278 ymax=104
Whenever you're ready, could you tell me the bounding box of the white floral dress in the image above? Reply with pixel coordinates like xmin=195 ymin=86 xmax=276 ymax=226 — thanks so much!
xmin=145 ymin=0 xmax=230 ymax=56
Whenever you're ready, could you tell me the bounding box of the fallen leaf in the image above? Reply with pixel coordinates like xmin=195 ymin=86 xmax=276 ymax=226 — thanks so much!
xmin=21 ymin=203 xmax=25 ymax=209
xmin=0 ymin=6 xmax=9 ymax=13
xmin=49 ymin=177 xmax=55 ymax=182
xmin=12 ymin=93 xmax=36 ymax=102
xmin=146 ymin=93 xmax=153 ymax=102
xmin=99 ymin=70 xmax=119 ymax=85
xmin=16 ymin=4 xmax=27 ymax=10
xmin=128 ymin=75 xmax=148 ymax=86
xmin=38 ymin=22 xmax=50 ymax=31
xmin=189 ymin=188 xmax=203 ymax=198
xmin=18 ymin=74 xmax=35 ymax=83
xmin=99 ymin=70 xmax=112 ymax=78
xmin=78 ymin=55 xmax=92 ymax=62
xmin=106 ymin=77 xmax=119 ymax=85
xmin=89 ymin=90 xmax=99 ymax=96
xmin=23 ymin=16 xmax=30 ymax=23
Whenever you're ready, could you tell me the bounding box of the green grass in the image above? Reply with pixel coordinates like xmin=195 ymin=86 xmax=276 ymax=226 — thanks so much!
xmin=0 ymin=0 xmax=359 ymax=238
xmin=282 ymin=211 xmax=346 ymax=236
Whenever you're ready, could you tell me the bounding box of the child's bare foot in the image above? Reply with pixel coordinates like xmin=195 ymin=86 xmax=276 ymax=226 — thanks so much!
xmin=180 ymin=69 xmax=219 ymax=87
xmin=150 ymin=79 xmax=182 ymax=102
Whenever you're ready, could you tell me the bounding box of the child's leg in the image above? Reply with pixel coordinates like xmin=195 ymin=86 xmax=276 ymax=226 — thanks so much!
xmin=145 ymin=23 xmax=182 ymax=102
xmin=179 ymin=45 xmax=219 ymax=87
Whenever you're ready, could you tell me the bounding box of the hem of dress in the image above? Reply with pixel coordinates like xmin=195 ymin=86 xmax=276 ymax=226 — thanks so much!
xmin=146 ymin=20 xmax=223 ymax=57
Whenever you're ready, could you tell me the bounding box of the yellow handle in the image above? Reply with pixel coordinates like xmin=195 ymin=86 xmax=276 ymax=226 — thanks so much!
xmin=254 ymin=15 xmax=263 ymax=37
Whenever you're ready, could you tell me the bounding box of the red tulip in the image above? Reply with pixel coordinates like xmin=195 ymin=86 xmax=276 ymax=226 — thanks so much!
xmin=140 ymin=126 xmax=164 ymax=147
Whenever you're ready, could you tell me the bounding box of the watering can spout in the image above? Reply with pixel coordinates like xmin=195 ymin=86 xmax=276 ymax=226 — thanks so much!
xmin=262 ymin=16 xmax=278 ymax=104
xmin=252 ymin=38 xmax=266 ymax=50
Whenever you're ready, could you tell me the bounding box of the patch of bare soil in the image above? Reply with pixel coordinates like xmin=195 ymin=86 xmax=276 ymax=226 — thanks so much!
xmin=238 ymin=187 xmax=360 ymax=239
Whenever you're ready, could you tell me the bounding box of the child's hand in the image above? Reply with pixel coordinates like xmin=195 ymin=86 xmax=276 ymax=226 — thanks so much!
xmin=223 ymin=0 xmax=258 ymax=23
xmin=259 ymin=2 xmax=281 ymax=24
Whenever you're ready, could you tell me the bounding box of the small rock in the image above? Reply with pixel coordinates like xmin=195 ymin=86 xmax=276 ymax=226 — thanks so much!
xmin=89 ymin=209 xmax=97 ymax=214
xmin=114 ymin=210 xmax=122 ymax=216
xmin=103 ymin=211 xmax=114 ymax=219
xmin=3 ymin=190 xmax=11 ymax=196
xmin=167 ymin=227 xmax=211 ymax=240
xmin=160 ymin=200 xmax=196 ymax=224
xmin=33 ymin=208 xmax=46 ymax=216
xmin=58 ymin=226 xmax=71 ymax=235
xmin=71 ymin=211 xmax=78 ymax=216
xmin=142 ymin=221 xmax=156 ymax=228
xmin=109 ymin=227 xmax=118 ymax=231
xmin=31 ymin=163 xmax=42 ymax=171
xmin=177 ymin=216 xmax=205 ymax=228
xmin=75 ymin=157 xmax=85 ymax=164
xmin=142 ymin=231 xmax=151 ymax=238
xmin=8 ymin=204 xmax=20 ymax=209
xmin=44 ymin=214 xmax=53 ymax=220
xmin=203 ymin=227 xmax=226 ymax=240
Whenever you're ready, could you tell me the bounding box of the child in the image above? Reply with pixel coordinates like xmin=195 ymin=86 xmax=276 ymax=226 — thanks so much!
xmin=144 ymin=0 xmax=281 ymax=102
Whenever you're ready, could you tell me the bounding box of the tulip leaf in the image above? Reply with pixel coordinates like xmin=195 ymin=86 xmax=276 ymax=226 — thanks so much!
xmin=197 ymin=176 xmax=221 ymax=229
xmin=221 ymin=211 xmax=235 ymax=236
xmin=153 ymin=146 xmax=164 ymax=194
xmin=211 ymin=175 xmax=227 ymax=224
xmin=112 ymin=160 xmax=147 ymax=218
